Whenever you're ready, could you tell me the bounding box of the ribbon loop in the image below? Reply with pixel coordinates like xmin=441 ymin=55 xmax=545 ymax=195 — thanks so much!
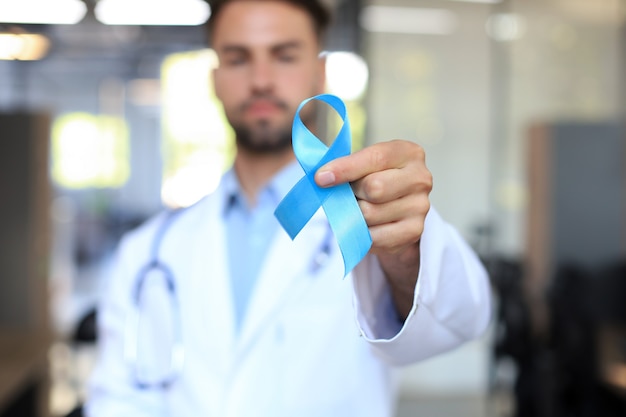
xmin=274 ymin=94 xmax=372 ymax=276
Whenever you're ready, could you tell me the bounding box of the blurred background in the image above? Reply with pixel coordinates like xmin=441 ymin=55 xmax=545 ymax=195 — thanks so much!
xmin=0 ymin=0 xmax=625 ymax=416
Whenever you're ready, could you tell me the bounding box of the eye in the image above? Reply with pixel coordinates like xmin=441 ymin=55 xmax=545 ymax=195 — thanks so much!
xmin=223 ymin=53 xmax=247 ymax=67
xmin=278 ymin=54 xmax=296 ymax=63
xmin=226 ymin=58 xmax=245 ymax=66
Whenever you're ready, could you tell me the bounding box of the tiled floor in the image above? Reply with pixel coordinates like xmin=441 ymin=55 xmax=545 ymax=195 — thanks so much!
xmin=396 ymin=395 xmax=497 ymax=417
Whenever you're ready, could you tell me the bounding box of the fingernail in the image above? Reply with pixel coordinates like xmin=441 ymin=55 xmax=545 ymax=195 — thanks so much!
xmin=316 ymin=170 xmax=335 ymax=187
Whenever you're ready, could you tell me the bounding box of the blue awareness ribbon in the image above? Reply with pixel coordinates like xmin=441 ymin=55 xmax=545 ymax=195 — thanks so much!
xmin=274 ymin=94 xmax=372 ymax=276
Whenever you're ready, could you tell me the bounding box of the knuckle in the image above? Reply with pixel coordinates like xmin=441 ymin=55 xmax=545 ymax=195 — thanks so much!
xmin=424 ymin=169 xmax=434 ymax=190
xmin=411 ymin=168 xmax=433 ymax=194
xmin=369 ymin=145 xmax=389 ymax=170
xmin=423 ymin=199 xmax=431 ymax=216
xmin=415 ymin=196 xmax=431 ymax=216
xmin=402 ymin=221 xmax=424 ymax=246
xmin=413 ymin=221 xmax=425 ymax=239
xmin=409 ymin=142 xmax=426 ymax=160
xmin=362 ymin=176 xmax=385 ymax=201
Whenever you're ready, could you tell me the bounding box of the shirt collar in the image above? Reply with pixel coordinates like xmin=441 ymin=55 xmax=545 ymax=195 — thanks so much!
xmin=222 ymin=160 xmax=303 ymax=216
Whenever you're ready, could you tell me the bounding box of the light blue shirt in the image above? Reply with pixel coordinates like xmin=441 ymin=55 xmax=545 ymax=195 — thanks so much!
xmin=222 ymin=161 xmax=303 ymax=333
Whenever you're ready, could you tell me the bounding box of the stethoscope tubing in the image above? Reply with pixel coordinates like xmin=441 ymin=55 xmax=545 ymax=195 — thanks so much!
xmin=125 ymin=207 xmax=334 ymax=390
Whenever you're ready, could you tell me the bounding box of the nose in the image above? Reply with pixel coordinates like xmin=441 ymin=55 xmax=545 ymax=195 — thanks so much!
xmin=250 ymin=59 xmax=274 ymax=93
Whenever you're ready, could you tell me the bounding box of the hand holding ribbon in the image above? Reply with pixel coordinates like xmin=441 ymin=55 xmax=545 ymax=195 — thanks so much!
xmin=274 ymin=94 xmax=372 ymax=276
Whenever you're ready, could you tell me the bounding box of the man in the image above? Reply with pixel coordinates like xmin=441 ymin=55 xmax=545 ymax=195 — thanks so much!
xmin=85 ymin=1 xmax=491 ymax=416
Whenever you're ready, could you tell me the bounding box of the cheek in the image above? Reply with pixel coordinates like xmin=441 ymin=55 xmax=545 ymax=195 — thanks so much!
xmin=214 ymin=71 xmax=244 ymax=98
xmin=216 ymin=83 xmax=245 ymax=111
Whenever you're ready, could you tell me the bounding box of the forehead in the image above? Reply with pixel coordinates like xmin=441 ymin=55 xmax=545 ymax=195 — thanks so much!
xmin=211 ymin=1 xmax=319 ymax=49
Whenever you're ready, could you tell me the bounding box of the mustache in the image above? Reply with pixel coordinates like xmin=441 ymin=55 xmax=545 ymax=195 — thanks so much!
xmin=239 ymin=94 xmax=289 ymax=112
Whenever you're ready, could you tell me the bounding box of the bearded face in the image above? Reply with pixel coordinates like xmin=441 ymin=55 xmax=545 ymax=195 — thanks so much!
xmin=227 ymin=93 xmax=318 ymax=155
xmin=211 ymin=1 xmax=326 ymax=156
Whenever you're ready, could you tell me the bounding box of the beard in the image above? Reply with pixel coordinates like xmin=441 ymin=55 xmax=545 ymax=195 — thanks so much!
xmin=229 ymin=93 xmax=317 ymax=155
xmin=232 ymin=119 xmax=293 ymax=155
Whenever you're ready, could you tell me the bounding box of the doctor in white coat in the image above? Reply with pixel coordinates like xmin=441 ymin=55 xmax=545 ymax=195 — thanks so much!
xmin=85 ymin=1 xmax=492 ymax=416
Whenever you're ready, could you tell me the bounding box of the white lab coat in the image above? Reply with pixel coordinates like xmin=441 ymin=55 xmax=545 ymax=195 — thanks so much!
xmin=85 ymin=179 xmax=491 ymax=417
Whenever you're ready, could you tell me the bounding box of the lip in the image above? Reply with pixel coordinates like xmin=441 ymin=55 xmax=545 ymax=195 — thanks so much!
xmin=244 ymin=99 xmax=283 ymax=117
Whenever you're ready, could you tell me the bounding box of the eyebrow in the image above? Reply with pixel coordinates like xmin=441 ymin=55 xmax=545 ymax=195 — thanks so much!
xmin=218 ymin=40 xmax=305 ymax=55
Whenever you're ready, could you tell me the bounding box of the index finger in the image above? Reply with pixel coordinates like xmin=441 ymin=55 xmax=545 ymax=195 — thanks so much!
xmin=314 ymin=140 xmax=419 ymax=187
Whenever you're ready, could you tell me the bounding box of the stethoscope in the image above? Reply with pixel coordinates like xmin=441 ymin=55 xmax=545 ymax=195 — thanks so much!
xmin=124 ymin=208 xmax=186 ymax=390
xmin=124 ymin=207 xmax=334 ymax=390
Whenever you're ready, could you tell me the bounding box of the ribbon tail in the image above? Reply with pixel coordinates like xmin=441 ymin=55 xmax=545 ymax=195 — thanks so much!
xmin=322 ymin=184 xmax=372 ymax=276
xmin=274 ymin=176 xmax=322 ymax=240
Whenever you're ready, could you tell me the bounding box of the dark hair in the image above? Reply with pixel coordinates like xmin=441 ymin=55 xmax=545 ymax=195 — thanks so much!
xmin=206 ymin=0 xmax=332 ymax=44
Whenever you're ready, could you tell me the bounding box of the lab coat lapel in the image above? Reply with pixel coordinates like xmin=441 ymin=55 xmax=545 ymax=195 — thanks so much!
xmin=188 ymin=194 xmax=236 ymax=361
xmin=236 ymin=211 xmax=329 ymax=355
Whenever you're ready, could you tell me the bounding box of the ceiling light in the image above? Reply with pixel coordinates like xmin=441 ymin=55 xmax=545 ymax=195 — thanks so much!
xmin=446 ymin=0 xmax=503 ymax=3
xmin=95 ymin=0 xmax=211 ymax=26
xmin=0 ymin=33 xmax=50 ymax=60
xmin=0 ymin=0 xmax=87 ymax=25
xmin=360 ymin=6 xmax=458 ymax=35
